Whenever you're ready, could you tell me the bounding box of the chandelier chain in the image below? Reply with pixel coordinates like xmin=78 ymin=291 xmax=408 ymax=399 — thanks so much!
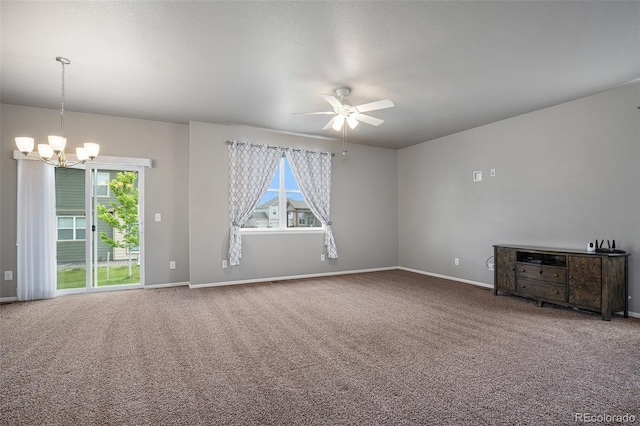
xmin=60 ymin=59 xmax=65 ymax=137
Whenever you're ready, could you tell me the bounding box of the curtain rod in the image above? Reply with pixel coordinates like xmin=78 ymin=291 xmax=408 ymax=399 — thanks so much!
xmin=226 ymin=140 xmax=335 ymax=157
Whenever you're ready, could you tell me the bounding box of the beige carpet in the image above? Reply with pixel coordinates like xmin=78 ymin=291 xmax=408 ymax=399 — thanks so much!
xmin=1 ymin=270 xmax=639 ymax=425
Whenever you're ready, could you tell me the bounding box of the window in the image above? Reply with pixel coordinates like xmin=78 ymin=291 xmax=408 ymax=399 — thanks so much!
xmin=243 ymin=157 xmax=321 ymax=230
xmin=94 ymin=172 xmax=110 ymax=197
xmin=57 ymin=216 xmax=86 ymax=241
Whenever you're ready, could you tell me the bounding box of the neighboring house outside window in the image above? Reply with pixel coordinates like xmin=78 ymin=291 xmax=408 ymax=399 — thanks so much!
xmin=242 ymin=157 xmax=321 ymax=229
xmin=57 ymin=216 xmax=86 ymax=240
xmin=55 ymin=168 xmax=118 ymax=263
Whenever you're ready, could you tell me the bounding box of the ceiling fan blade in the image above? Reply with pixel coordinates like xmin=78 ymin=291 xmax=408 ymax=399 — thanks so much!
xmin=292 ymin=111 xmax=336 ymax=115
xmin=354 ymin=99 xmax=394 ymax=113
xmin=322 ymin=94 xmax=344 ymax=109
xmin=352 ymin=113 xmax=384 ymax=126
xmin=323 ymin=116 xmax=337 ymax=130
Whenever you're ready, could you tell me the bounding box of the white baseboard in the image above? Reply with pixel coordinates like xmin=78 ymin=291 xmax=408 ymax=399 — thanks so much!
xmin=144 ymin=281 xmax=189 ymax=289
xmin=189 ymin=267 xmax=397 ymax=289
xmin=4 ymin=270 xmax=638 ymax=319
xmin=398 ymin=266 xmax=494 ymax=289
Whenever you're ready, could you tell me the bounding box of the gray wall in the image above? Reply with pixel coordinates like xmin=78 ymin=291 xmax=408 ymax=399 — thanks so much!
xmin=1 ymin=105 xmax=190 ymax=297
xmin=188 ymin=121 xmax=399 ymax=286
xmin=3 ymin=83 xmax=637 ymax=316
xmin=398 ymin=83 xmax=640 ymax=314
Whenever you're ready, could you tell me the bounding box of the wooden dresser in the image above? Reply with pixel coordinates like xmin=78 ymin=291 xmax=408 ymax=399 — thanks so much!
xmin=493 ymin=245 xmax=629 ymax=320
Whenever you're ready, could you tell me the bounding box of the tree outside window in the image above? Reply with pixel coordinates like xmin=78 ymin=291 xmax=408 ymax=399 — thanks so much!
xmin=96 ymin=171 xmax=139 ymax=278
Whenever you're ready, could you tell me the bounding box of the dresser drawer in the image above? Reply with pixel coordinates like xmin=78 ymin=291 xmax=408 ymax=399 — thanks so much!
xmin=516 ymin=279 xmax=566 ymax=302
xmin=516 ymin=263 xmax=566 ymax=285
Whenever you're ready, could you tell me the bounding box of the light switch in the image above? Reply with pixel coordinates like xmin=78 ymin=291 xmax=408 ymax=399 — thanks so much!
xmin=155 ymin=213 xmax=161 ymax=222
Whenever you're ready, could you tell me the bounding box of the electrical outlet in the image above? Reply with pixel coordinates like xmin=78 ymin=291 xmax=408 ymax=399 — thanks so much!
xmin=321 ymin=254 xmax=326 ymax=262
xmin=454 ymin=258 xmax=460 ymax=266
xmin=4 ymin=271 xmax=13 ymax=280
xmin=222 ymin=260 xmax=228 ymax=269
xmin=490 ymin=168 xmax=496 ymax=177
xmin=169 ymin=261 xmax=176 ymax=269
xmin=155 ymin=213 xmax=162 ymax=222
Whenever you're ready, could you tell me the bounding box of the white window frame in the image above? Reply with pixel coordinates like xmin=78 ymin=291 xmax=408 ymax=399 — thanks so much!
xmin=57 ymin=215 xmax=86 ymax=241
xmin=93 ymin=171 xmax=110 ymax=197
xmin=241 ymin=157 xmax=324 ymax=235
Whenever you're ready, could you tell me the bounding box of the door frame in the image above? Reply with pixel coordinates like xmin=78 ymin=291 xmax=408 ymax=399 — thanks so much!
xmin=54 ymin=155 xmax=151 ymax=296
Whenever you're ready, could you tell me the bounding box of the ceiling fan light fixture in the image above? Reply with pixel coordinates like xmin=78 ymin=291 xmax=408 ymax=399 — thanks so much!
xmin=295 ymin=87 xmax=394 ymax=134
xmin=346 ymin=116 xmax=359 ymax=129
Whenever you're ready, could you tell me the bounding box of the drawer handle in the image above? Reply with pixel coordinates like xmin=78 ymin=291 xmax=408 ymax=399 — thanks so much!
xmin=553 ymin=274 xmax=559 ymax=277
xmin=520 ymin=269 xmax=526 ymax=273
xmin=521 ymin=285 xmax=526 ymax=289
xmin=554 ymin=290 xmax=560 ymax=294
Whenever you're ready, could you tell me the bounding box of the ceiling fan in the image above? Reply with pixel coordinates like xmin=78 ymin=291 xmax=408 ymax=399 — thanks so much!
xmin=295 ymin=88 xmax=394 ymax=131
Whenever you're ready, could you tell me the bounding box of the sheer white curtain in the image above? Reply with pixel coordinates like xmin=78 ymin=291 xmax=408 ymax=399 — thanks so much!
xmin=228 ymin=141 xmax=282 ymax=266
xmin=17 ymin=160 xmax=57 ymax=300
xmin=285 ymin=149 xmax=338 ymax=259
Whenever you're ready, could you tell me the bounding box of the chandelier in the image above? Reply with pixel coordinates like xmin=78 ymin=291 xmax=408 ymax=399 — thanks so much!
xmin=15 ymin=57 xmax=100 ymax=168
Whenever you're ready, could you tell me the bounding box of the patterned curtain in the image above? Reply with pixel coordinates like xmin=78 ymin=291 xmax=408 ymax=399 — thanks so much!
xmin=228 ymin=141 xmax=282 ymax=265
xmin=285 ymin=149 xmax=338 ymax=258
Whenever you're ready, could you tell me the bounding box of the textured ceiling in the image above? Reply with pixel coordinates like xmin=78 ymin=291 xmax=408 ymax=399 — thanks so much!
xmin=1 ymin=1 xmax=639 ymax=149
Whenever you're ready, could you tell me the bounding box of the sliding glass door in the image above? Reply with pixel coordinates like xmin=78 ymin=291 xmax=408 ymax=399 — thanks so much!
xmin=56 ymin=167 xmax=88 ymax=290
xmin=55 ymin=165 xmax=144 ymax=291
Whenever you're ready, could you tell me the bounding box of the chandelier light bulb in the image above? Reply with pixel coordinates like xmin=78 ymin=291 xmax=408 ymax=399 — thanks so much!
xmin=15 ymin=137 xmax=35 ymax=155
xmin=37 ymin=144 xmax=54 ymax=160
xmin=48 ymin=135 xmax=67 ymax=153
xmin=76 ymin=147 xmax=89 ymax=162
xmin=83 ymin=142 xmax=100 ymax=159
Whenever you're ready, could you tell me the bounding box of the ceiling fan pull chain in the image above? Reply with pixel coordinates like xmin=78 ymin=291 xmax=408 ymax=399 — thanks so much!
xmin=342 ymin=124 xmax=348 ymax=157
